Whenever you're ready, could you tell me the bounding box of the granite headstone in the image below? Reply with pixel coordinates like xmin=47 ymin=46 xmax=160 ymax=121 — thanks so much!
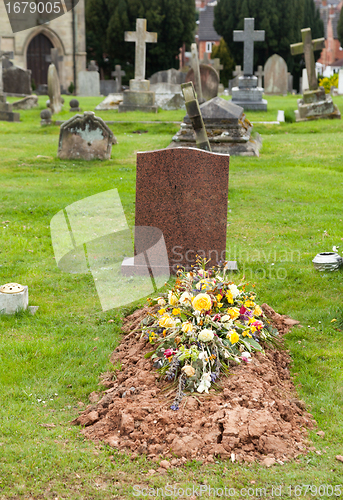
xmin=134 ymin=147 xmax=229 ymax=274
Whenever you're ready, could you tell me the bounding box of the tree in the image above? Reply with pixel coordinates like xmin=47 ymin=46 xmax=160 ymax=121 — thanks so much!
xmin=211 ymin=39 xmax=235 ymax=87
xmin=85 ymin=0 xmax=196 ymax=81
xmin=213 ymin=0 xmax=324 ymax=72
xmin=338 ymin=6 xmax=343 ymax=48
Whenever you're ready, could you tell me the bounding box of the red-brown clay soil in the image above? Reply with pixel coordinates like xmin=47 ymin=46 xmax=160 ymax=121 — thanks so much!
xmin=72 ymin=305 xmax=316 ymax=465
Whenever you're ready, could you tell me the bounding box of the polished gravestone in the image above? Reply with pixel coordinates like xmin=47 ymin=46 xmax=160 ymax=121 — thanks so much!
xmin=134 ymin=147 xmax=229 ymax=274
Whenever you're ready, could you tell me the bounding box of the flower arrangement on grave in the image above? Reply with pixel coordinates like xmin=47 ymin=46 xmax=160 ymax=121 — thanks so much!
xmin=142 ymin=259 xmax=278 ymax=410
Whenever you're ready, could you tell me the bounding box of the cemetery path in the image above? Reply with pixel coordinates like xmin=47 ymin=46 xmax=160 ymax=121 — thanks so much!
xmin=72 ymin=307 xmax=316 ymax=466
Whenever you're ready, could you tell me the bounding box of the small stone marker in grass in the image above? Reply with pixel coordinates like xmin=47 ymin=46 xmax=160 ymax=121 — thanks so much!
xmin=290 ymin=28 xmax=341 ymax=121
xmin=58 ymin=111 xmax=115 ymax=160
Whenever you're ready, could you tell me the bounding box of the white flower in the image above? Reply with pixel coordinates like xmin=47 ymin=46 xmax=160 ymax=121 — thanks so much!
xmin=198 ymin=329 xmax=214 ymax=342
xmin=221 ymin=315 xmax=232 ymax=323
xmin=228 ymin=284 xmax=240 ymax=298
xmin=197 ymin=372 xmax=212 ymax=394
xmin=157 ymin=297 xmax=166 ymax=306
xmin=333 ymin=245 xmax=339 ymax=252
xmin=179 ymin=291 xmax=192 ymax=305
xmin=198 ymin=351 xmax=206 ymax=360
xmin=241 ymin=351 xmax=251 ymax=358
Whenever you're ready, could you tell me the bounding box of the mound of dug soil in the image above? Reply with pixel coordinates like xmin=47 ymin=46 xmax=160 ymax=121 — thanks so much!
xmin=72 ymin=305 xmax=315 ymax=464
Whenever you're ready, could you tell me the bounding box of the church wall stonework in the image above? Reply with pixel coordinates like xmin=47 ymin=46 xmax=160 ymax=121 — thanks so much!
xmin=0 ymin=1 xmax=86 ymax=92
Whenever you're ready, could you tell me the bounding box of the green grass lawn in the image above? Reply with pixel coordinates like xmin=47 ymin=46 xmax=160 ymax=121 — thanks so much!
xmin=0 ymin=95 xmax=343 ymax=499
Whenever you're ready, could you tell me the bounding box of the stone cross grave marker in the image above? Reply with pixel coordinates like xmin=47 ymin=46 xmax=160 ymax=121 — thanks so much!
xmin=254 ymin=65 xmax=264 ymax=87
xmin=46 ymin=48 xmax=63 ymax=76
xmin=290 ymin=28 xmax=325 ymax=91
xmin=233 ymin=18 xmax=265 ymax=76
xmin=125 ymin=18 xmax=157 ymax=81
xmin=181 ymin=81 xmax=211 ymax=152
xmin=0 ymin=37 xmax=14 ymax=94
xmin=212 ymin=58 xmax=223 ymax=78
xmin=111 ymin=65 xmax=125 ymax=92
xmin=233 ymin=65 xmax=243 ymax=79
xmin=191 ymin=43 xmax=203 ymax=102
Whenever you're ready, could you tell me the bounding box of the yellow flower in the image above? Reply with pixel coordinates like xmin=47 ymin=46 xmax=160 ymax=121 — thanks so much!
xmin=172 ymin=308 xmax=181 ymax=316
xmin=248 ymin=317 xmax=256 ymax=325
xmin=242 ymin=329 xmax=251 ymax=337
xmin=253 ymin=305 xmax=263 ymax=317
xmin=226 ymin=290 xmax=234 ymax=304
xmin=192 ymin=293 xmax=212 ymax=312
xmin=217 ymin=294 xmax=223 ymax=301
xmin=198 ymin=329 xmax=214 ymax=342
xmin=182 ymin=365 xmax=195 ymax=377
xmin=180 ymin=291 xmax=192 ymax=305
xmin=226 ymin=329 xmax=239 ymax=344
xmin=158 ymin=315 xmax=176 ymax=329
xmin=227 ymin=307 xmax=240 ymax=320
xmin=182 ymin=322 xmax=193 ymax=334
xmin=217 ymin=302 xmax=223 ymax=309
xmin=158 ymin=308 xmax=166 ymax=315
xmin=244 ymin=299 xmax=255 ymax=308
xmin=168 ymin=291 xmax=178 ymax=306
xmin=250 ymin=326 xmax=257 ymax=333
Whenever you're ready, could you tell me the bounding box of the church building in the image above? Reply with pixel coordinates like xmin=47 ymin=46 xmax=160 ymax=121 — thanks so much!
xmin=0 ymin=1 xmax=86 ymax=91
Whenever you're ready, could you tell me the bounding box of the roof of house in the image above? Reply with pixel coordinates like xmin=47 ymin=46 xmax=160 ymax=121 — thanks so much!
xmin=198 ymin=4 xmax=221 ymax=42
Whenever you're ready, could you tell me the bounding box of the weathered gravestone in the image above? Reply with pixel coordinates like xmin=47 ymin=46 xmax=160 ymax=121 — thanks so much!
xmin=150 ymin=68 xmax=186 ymax=85
xmin=48 ymin=63 xmax=62 ymax=114
xmin=290 ymin=28 xmax=340 ymax=121
xmin=0 ymin=39 xmax=20 ymax=122
xmin=186 ymin=64 xmax=219 ymax=101
xmin=302 ymin=67 xmax=309 ymax=92
xmin=254 ymin=65 xmax=264 ymax=88
xmin=133 ymin=147 xmax=229 ymax=274
xmin=111 ymin=65 xmax=126 ymax=92
xmin=170 ymin=96 xmax=262 ymax=157
xmin=185 ymin=44 xmax=219 ymax=101
xmin=232 ymin=18 xmax=267 ymax=110
xmin=339 ymin=69 xmax=343 ymax=95
xmin=95 ymin=94 xmax=123 ymax=111
xmin=78 ymin=61 xmax=100 ymax=97
xmin=229 ymin=65 xmax=243 ymax=94
xmin=12 ymin=95 xmax=38 ymax=110
xmin=264 ymin=54 xmax=288 ymax=95
xmin=288 ymin=73 xmax=294 ymax=94
xmin=3 ymin=65 xmax=32 ymax=95
xmin=119 ymin=18 xmax=158 ymax=113
xmin=181 ymin=81 xmax=211 ymax=151
xmin=46 ymin=48 xmax=63 ymax=77
xmin=58 ymin=111 xmax=115 ymax=160
xmin=100 ymin=80 xmax=117 ymax=96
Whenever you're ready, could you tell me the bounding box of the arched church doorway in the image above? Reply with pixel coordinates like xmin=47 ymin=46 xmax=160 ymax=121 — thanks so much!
xmin=27 ymin=33 xmax=54 ymax=87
